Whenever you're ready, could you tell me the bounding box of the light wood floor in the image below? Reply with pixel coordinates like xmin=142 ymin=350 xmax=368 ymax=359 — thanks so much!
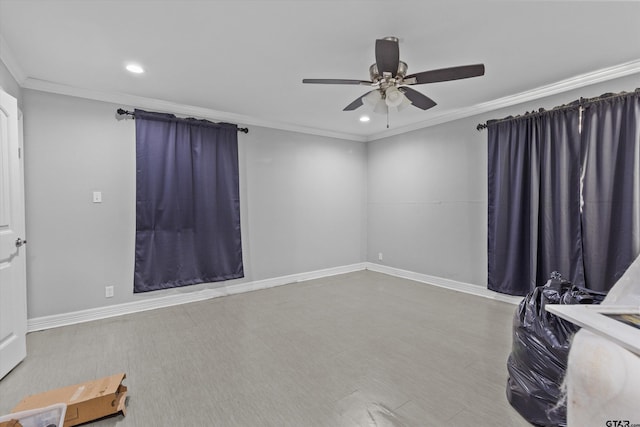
xmin=0 ymin=270 xmax=532 ymax=426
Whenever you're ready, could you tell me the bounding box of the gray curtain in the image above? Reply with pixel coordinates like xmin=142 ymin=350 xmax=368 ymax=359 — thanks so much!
xmin=488 ymin=109 xmax=584 ymax=295
xmin=134 ymin=109 xmax=243 ymax=293
xmin=581 ymin=93 xmax=640 ymax=292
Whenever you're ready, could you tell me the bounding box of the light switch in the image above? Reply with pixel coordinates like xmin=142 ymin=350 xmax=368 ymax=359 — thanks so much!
xmin=93 ymin=191 xmax=102 ymax=203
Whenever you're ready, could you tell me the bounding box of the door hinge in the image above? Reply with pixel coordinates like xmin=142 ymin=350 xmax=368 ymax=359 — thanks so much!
xmin=18 ymin=147 xmax=21 ymax=158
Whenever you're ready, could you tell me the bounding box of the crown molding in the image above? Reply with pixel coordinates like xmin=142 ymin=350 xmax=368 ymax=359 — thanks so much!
xmin=0 ymin=35 xmax=27 ymax=85
xmin=13 ymin=58 xmax=640 ymax=143
xmin=366 ymin=59 xmax=640 ymax=141
xmin=21 ymin=78 xmax=368 ymax=142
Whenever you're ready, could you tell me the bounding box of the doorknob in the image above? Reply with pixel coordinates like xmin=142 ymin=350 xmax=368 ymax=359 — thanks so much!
xmin=15 ymin=238 xmax=27 ymax=248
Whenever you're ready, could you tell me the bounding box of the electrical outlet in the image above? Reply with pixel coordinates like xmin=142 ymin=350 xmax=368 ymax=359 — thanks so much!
xmin=105 ymin=286 xmax=114 ymax=298
xmin=378 ymin=252 xmax=383 ymax=261
xmin=93 ymin=191 xmax=102 ymax=203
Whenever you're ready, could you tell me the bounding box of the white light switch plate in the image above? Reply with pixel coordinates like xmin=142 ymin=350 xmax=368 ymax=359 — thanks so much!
xmin=93 ymin=191 xmax=102 ymax=203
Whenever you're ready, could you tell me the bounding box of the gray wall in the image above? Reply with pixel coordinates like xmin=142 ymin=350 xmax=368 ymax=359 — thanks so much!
xmin=368 ymin=118 xmax=487 ymax=285
xmin=244 ymin=127 xmax=367 ymax=279
xmin=22 ymin=90 xmax=367 ymax=318
xmin=18 ymin=71 xmax=640 ymax=318
xmin=368 ymin=73 xmax=640 ymax=287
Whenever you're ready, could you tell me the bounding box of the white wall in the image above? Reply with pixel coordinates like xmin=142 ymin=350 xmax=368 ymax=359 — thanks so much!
xmin=367 ymin=73 xmax=640 ymax=288
xmin=0 ymin=59 xmax=20 ymax=102
xmin=22 ymin=90 xmax=367 ymax=318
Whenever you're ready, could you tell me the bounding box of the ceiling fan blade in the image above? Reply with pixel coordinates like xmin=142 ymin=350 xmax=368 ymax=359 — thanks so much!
xmin=375 ymin=39 xmax=400 ymax=76
xmin=343 ymin=92 xmax=374 ymax=111
xmin=405 ymin=64 xmax=485 ymax=85
xmin=401 ymin=87 xmax=437 ymax=110
xmin=303 ymin=79 xmax=371 ymax=85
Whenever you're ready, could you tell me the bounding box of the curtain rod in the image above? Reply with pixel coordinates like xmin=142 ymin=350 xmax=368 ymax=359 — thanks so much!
xmin=476 ymin=88 xmax=640 ymax=131
xmin=116 ymin=108 xmax=249 ymax=133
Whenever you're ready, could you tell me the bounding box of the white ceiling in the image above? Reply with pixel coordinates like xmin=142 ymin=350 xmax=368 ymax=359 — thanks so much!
xmin=1 ymin=1 xmax=639 ymax=140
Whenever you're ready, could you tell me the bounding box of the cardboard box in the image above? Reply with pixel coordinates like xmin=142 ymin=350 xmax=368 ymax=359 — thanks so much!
xmin=12 ymin=373 xmax=127 ymax=427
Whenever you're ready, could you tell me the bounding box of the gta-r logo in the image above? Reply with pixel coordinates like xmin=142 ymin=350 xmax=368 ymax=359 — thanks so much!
xmin=606 ymin=421 xmax=630 ymax=427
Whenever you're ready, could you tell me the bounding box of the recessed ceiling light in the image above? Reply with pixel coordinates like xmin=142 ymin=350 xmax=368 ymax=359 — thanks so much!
xmin=359 ymin=116 xmax=370 ymax=122
xmin=126 ymin=64 xmax=145 ymax=74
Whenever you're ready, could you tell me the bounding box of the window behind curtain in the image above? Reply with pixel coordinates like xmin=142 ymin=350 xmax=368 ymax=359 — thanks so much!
xmin=133 ymin=109 xmax=243 ymax=293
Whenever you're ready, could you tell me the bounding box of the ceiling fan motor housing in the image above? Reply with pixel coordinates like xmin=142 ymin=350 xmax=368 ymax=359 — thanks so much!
xmin=369 ymin=61 xmax=409 ymax=83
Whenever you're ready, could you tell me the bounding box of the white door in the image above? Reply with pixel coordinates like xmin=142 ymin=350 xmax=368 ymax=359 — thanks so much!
xmin=0 ymin=87 xmax=27 ymax=379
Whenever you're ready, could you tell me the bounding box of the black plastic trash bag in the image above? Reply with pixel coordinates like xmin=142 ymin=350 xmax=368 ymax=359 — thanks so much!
xmin=506 ymin=273 xmax=606 ymax=426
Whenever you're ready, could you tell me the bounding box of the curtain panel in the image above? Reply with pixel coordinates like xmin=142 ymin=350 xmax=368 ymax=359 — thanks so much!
xmin=581 ymin=94 xmax=640 ymax=292
xmin=134 ymin=109 xmax=243 ymax=293
xmin=487 ymin=109 xmax=584 ymax=296
xmin=488 ymin=91 xmax=640 ymax=296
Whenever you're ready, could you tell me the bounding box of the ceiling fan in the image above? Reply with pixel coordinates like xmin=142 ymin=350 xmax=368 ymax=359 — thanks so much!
xmin=302 ymin=37 xmax=485 ymax=114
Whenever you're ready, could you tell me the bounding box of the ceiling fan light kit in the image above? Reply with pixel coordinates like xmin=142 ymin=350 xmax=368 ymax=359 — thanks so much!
xmin=363 ymin=90 xmax=382 ymax=107
xmin=397 ymin=93 xmax=413 ymax=112
xmin=302 ymin=36 xmax=485 ymax=118
xmin=361 ymin=87 xmax=407 ymax=115
xmin=384 ymin=86 xmax=405 ymax=108
xmin=373 ymin=98 xmax=388 ymax=115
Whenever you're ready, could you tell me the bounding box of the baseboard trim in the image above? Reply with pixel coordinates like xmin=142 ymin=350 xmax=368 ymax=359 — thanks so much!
xmin=27 ymin=262 xmax=521 ymax=332
xmin=364 ymin=262 xmax=523 ymax=305
xmin=27 ymin=262 xmax=367 ymax=332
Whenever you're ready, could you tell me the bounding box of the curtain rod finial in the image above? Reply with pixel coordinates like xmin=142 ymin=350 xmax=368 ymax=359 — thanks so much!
xmin=116 ymin=108 xmax=135 ymax=119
